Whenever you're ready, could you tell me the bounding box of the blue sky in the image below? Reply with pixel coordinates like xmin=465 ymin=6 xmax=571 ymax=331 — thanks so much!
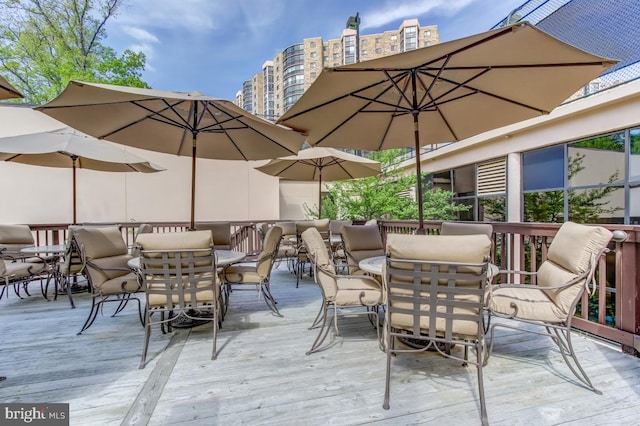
xmin=105 ymin=0 xmax=525 ymax=100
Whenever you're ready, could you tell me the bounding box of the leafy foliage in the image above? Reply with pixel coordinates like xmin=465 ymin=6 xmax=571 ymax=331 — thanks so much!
xmin=304 ymin=149 xmax=470 ymax=221
xmin=0 ymin=0 xmax=148 ymax=103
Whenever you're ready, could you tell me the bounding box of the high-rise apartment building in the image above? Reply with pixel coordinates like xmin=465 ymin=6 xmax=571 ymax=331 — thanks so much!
xmin=235 ymin=18 xmax=439 ymax=121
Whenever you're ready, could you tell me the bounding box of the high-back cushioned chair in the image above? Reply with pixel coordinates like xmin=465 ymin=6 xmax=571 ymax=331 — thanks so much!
xmin=196 ymin=222 xmax=231 ymax=250
xmin=383 ymin=233 xmax=492 ymax=425
xmin=341 ymin=224 xmax=385 ymax=275
xmin=136 ymin=230 xmax=218 ymax=368
xmin=73 ymin=226 xmax=142 ymax=335
xmin=329 ymin=220 xmax=352 ymax=266
xmin=486 ymin=221 xmax=613 ymax=394
xmin=273 ymin=221 xmax=297 ymax=271
xmin=301 ymin=227 xmax=382 ymax=355
xmin=222 ymin=226 xmax=283 ymax=316
xmin=294 ymin=219 xmax=330 ymax=287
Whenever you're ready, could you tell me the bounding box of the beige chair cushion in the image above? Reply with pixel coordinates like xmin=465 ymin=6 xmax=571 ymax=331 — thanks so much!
xmin=274 ymin=221 xmax=296 ymax=237
xmin=334 ymin=276 xmax=382 ymax=305
xmin=342 ymin=225 xmax=385 ymax=273
xmin=0 ymin=224 xmax=34 ymax=245
xmin=488 ymin=285 xmax=567 ymax=323
xmin=441 ymin=221 xmax=493 ymax=238
xmin=301 ymin=228 xmax=338 ymax=298
xmin=1 ymin=260 xmax=46 ymax=279
xmin=136 ymin=231 xmax=212 ymax=251
xmin=196 ymin=222 xmax=231 ymax=249
xmin=223 ymin=264 xmax=261 ymax=284
xmin=386 ymin=233 xmax=491 ymax=264
xmin=546 ymin=221 xmax=613 ymax=275
xmin=98 ymin=272 xmax=141 ymax=295
xmin=74 ymin=227 xmax=128 ymax=259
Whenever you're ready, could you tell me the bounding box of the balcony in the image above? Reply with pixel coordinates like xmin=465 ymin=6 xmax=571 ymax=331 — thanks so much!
xmin=1 ymin=220 xmax=638 ymax=424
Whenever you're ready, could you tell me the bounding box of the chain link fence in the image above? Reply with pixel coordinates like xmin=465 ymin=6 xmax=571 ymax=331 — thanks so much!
xmin=492 ymin=0 xmax=640 ymax=102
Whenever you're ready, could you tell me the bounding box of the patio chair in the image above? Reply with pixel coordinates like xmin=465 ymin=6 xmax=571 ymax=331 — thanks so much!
xmin=274 ymin=221 xmax=297 ymax=271
xmin=130 ymin=223 xmax=153 ymax=256
xmin=341 ymin=224 xmax=385 ymax=275
xmin=329 ymin=220 xmax=352 ymax=269
xmin=73 ymin=226 xmax=142 ymax=334
xmin=136 ymin=230 xmax=218 ymax=368
xmin=221 ymin=225 xmax=283 ymax=316
xmin=301 ymin=227 xmax=382 ymax=355
xmin=382 ymin=233 xmax=492 ymax=425
xmin=0 ymin=224 xmax=49 ymax=299
xmin=485 ymin=221 xmax=613 ymax=394
xmin=294 ymin=219 xmax=330 ymax=287
xmin=196 ymin=222 xmax=231 ymax=249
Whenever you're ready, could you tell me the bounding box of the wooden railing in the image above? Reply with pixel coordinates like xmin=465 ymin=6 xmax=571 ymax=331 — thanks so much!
xmin=27 ymin=219 xmax=639 ymax=356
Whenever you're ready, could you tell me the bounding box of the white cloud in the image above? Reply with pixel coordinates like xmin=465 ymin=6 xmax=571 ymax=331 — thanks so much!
xmin=361 ymin=0 xmax=475 ymax=30
xmin=115 ymin=0 xmax=232 ymax=33
xmin=121 ymin=27 xmax=159 ymax=44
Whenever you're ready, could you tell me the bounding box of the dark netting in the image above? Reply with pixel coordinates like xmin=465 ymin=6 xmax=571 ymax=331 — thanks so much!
xmin=492 ymin=0 xmax=640 ymax=100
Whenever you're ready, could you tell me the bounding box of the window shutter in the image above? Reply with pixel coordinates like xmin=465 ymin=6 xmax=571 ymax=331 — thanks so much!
xmin=477 ymin=159 xmax=506 ymax=195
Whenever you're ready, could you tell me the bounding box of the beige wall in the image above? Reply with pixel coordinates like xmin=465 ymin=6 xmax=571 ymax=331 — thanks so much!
xmin=0 ymin=106 xmax=280 ymax=224
xmin=278 ymin=180 xmax=318 ymax=220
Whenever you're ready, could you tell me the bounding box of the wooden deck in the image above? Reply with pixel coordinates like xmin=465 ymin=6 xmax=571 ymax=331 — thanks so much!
xmin=1 ymin=264 xmax=639 ymax=425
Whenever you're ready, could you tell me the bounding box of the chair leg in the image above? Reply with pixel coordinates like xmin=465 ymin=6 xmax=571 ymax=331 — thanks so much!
xmin=211 ymin=306 xmax=218 ymax=360
xmin=306 ymin=303 xmax=331 ymax=355
xmin=550 ymin=326 xmax=601 ymax=394
xmin=309 ymin=301 xmax=325 ymax=329
xmin=475 ymin=340 xmax=489 ymax=426
xmin=383 ymin=324 xmax=395 ymax=409
xmin=139 ymin=308 xmax=152 ymax=369
xmin=77 ymin=298 xmax=101 ymax=335
xmin=261 ymin=281 xmax=282 ymax=317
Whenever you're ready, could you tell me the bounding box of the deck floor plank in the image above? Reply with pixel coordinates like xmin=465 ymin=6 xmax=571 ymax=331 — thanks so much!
xmin=1 ymin=264 xmax=639 ymax=425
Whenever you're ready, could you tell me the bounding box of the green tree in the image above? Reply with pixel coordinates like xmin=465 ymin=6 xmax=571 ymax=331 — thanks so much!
xmin=0 ymin=0 xmax=148 ymax=103
xmin=304 ymin=149 xmax=469 ymax=221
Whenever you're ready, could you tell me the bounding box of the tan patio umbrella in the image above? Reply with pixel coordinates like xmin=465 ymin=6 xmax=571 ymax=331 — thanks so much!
xmin=255 ymin=146 xmax=381 ymax=217
xmin=0 ymin=75 xmax=22 ymax=100
xmin=0 ymin=127 xmax=165 ymax=224
xmin=36 ymin=82 xmax=305 ymax=229
xmin=277 ymin=22 xmax=617 ymax=232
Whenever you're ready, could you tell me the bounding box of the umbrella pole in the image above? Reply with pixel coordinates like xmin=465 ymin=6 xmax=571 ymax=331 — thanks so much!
xmin=413 ymin=115 xmax=425 ymax=235
xmin=190 ymin=132 xmax=197 ymax=230
xmin=318 ymin=170 xmax=322 ymax=219
xmin=72 ymin=155 xmax=77 ymax=225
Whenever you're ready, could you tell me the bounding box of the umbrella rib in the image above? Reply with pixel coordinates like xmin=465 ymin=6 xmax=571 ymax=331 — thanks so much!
xmin=418 ymin=68 xmax=548 ymax=114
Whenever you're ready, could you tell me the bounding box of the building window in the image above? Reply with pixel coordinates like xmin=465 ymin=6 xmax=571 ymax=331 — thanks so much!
xmin=310 ymin=62 xmax=316 ymax=68
xmin=375 ymin=48 xmax=382 ymax=54
xmin=375 ymin=37 xmax=381 ymax=44
xmin=310 ymin=51 xmax=317 ymax=58
xmin=310 ymin=41 xmax=316 ymax=48
xmin=390 ymin=35 xmax=397 ymax=41
xmin=390 ymin=45 xmax=397 ymax=51
xmin=523 ymin=145 xmax=564 ymax=191
xmin=310 ymin=72 xmax=317 ymax=79
xmin=424 ymin=30 xmax=431 ymax=37
xmin=333 ymin=52 xmax=340 ymax=59
xmin=362 ymin=49 xmax=368 ymax=55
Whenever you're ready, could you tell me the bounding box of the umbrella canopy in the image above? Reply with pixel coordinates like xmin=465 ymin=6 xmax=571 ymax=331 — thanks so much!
xmin=0 ymin=127 xmax=165 ymax=223
xmin=277 ymin=22 xmax=618 ymax=231
xmin=255 ymin=146 xmax=381 ymax=217
xmin=0 ymin=75 xmax=22 ymax=100
xmin=36 ymin=81 xmax=305 ymax=228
